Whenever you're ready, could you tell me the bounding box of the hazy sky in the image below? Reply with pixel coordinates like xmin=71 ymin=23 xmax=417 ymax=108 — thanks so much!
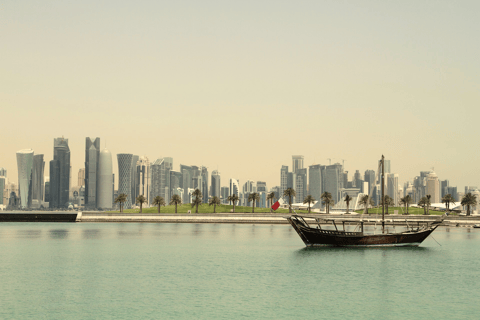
xmin=1 ymin=1 xmax=480 ymax=190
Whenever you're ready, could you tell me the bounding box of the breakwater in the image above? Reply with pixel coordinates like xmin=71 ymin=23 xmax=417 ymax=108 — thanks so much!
xmin=79 ymin=211 xmax=480 ymax=226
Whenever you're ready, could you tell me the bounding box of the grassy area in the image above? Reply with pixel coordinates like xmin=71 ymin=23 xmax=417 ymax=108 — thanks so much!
xmin=354 ymin=206 xmax=445 ymax=215
xmin=108 ymin=203 xmax=310 ymax=214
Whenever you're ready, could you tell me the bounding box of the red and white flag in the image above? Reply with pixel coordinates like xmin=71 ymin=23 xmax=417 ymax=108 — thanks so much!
xmin=271 ymin=197 xmax=285 ymax=211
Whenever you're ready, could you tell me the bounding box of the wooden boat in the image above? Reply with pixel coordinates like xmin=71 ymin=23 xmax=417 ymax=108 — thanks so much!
xmin=285 ymin=155 xmax=444 ymax=247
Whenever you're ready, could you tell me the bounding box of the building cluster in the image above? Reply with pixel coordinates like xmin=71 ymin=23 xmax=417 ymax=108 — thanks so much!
xmin=0 ymin=139 xmax=471 ymax=211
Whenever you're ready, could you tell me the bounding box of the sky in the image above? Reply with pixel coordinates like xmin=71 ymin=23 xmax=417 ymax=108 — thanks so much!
xmin=1 ymin=0 xmax=480 ymax=190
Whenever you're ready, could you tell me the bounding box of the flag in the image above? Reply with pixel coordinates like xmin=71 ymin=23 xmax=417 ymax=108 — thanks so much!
xmin=271 ymin=197 xmax=285 ymax=211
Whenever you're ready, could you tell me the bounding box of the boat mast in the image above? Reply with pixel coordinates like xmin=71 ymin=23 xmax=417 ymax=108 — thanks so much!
xmin=381 ymin=155 xmax=385 ymax=234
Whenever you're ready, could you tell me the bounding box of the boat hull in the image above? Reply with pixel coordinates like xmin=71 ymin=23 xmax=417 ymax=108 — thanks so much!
xmin=287 ymin=216 xmax=439 ymax=247
xmin=0 ymin=212 xmax=78 ymax=222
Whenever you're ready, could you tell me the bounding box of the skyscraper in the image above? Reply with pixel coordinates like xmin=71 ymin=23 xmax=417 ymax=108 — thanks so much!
xmin=0 ymin=176 xmax=5 ymax=206
xmin=296 ymin=168 xmax=307 ymax=203
xmin=49 ymin=137 xmax=70 ymax=208
xmin=280 ymin=165 xmax=288 ymax=197
xmin=221 ymin=186 xmax=229 ymax=204
xmin=0 ymin=168 xmax=6 ymax=177
xmin=364 ymin=170 xmax=375 ymax=195
xmin=32 ymin=154 xmax=45 ymax=204
xmin=131 ymin=155 xmax=139 ymax=204
xmin=426 ymin=171 xmax=440 ymax=203
xmin=324 ymin=163 xmax=343 ymax=204
xmin=201 ymin=166 xmax=209 ymax=203
xmin=17 ymin=149 xmax=34 ymax=209
xmin=211 ymin=170 xmax=221 ymax=198
xmin=386 ymin=173 xmax=399 ymax=205
xmin=85 ymin=137 xmax=100 ymax=208
xmin=229 ymin=179 xmax=239 ymax=196
xmin=292 ymin=155 xmax=304 ymax=173
xmin=117 ymin=153 xmax=134 ymax=208
xmin=256 ymin=181 xmax=267 ymax=192
xmin=150 ymin=157 xmax=173 ymax=202
xmin=97 ymin=148 xmax=113 ymax=209
xmin=78 ymin=168 xmax=85 ymax=187
xmin=309 ymin=164 xmax=323 ymax=202
xmin=136 ymin=156 xmax=151 ymax=204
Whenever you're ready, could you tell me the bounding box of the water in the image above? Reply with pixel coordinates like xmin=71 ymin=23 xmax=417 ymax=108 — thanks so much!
xmin=0 ymin=223 xmax=479 ymax=319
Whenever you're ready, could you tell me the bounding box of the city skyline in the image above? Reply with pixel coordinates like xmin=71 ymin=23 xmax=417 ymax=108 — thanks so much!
xmin=2 ymin=1 xmax=480 ymax=193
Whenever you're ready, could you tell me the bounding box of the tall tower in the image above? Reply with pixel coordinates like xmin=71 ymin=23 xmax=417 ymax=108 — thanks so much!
xmin=426 ymin=171 xmax=440 ymax=203
xmin=97 ymin=148 xmax=113 ymax=209
xmin=136 ymin=156 xmax=151 ymax=204
xmin=296 ymin=168 xmax=307 ymax=203
xmin=151 ymin=157 xmax=173 ymax=202
xmin=280 ymin=165 xmax=288 ymax=197
xmin=292 ymin=155 xmax=304 ymax=174
xmin=32 ymin=154 xmax=45 ymax=204
xmin=16 ymin=149 xmax=34 ymax=209
xmin=50 ymin=137 xmax=70 ymax=208
xmin=117 ymin=153 xmax=134 ymax=208
xmin=85 ymin=137 xmax=100 ymax=208
xmin=308 ymin=164 xmax=323 ymax=202
xmin=211 ymin=170 xmax=221 ymax=198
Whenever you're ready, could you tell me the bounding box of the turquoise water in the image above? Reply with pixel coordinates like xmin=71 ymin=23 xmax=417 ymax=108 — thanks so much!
xmin=0 ymin=223 xmax=479 ymax=319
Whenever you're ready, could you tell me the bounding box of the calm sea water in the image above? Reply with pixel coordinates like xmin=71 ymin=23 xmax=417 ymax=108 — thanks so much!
xmin=0 ymin=222 xmax=479 ymax=320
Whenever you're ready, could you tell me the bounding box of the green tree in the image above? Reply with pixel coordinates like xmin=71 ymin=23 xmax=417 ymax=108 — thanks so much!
xmin=267 ymin=192 xmax=276 ymax=213
xmin=418 ymin=197 xmax=428 ymax=215
xmin=344 ymin=194 xmax=352 ymax=214
xmin=283 ymin=188 xmax=296 ymax=213
xmin=248 ymin=192 xmax=260 ymax=213
xmin=152 ymin=196 xmax=166 ymax=213
xmin=136 ymin=194 xmax=147 ymax=213
xmin=321 ymin=192 xmax=333 ymax=214
xmin=208 ymin=196 xmax=221 ymax=213
xmin=303 ymin=195 xmax=316 ymax=214
xmin=425 ymin=194 xmax=432 ymax=215
xmin=442 ymin=194 xmax=456 ymax=214
xmin=114 ymin=193 xmax=128 ymax=213
xmin=359 ymin=194 xmax=372 ymax=214
xmin=399 ymin=195 xmax=412 ymax=215
xmin=461 ymin=192 xmax=477 ymax=216
xmin=169 ymin=194 xmax=182 ymax=213
xmin=227 ymin=194 xmax=239 ymax=213
xmin=382 ymin=195 xmax=394 ymax=214
xmin=191 ymin=189 xmax=202 ymax=213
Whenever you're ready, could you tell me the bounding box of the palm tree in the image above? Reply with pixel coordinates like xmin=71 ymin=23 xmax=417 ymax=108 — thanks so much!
xmin=267 ymin=192 xmax=276 ymax=213
xmin=399 ymin=195 xmax=412 ymax=215
xmin=114 ymin=193 xmax=128 ymax=213
xmin=283 ymin=188 xmax=296 ymax=213
xmin=248 ymin=192 xmax=260 ymax=213
xmin=191 ymin=188 xmax=202 ymax=213
xmin=344 ymin=195 xmax=352 ymax=214
xmin=442 ymin=194 xmax=456 ymax=214
xmin=227 ymin=194 xmax=239 ymax=213
xmin=418 ymin=197 xmax=428 ymax=215
xmin=136 ymin=195 xmax=147 ymax=213
xmin=169 ymin=194 xmax=182 ymax=213
xmin=321 ymin=192 xmax=333 ymax=214
xmin=461 ymin=192 xmax=477 ymax=216
xmin=425 ymin=194 xmax=432 ymax=215
xmin=152 ymin=196 xmax=166 ymax=213
xmin=209 ymin=196 xmax=221 ymax=213
xmin=359 ymin=194 xmax=371 ymax=214
xmin=382 ymin=195 xmax=394 ymax=214
xmin=303 ymin=195 xmax=316 ymax=214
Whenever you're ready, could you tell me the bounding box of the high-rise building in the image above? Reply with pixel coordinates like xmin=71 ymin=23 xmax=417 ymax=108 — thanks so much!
xmin=243 ymin=180 xmax=256 ymax=193
xmin=309 ymin=164 xmax=322 ymax=202
xmin=200 ymin=166 xmax=209 ymax=203
xmin=270 ymin=186 xmax=280 ymax=202
xmin=136 ymin=156 xmax=150 ymax=204
xmin=0 ymin=168 xmax=6 ymax=177
xmin=131 ymin=155 xmax=139 ymax=204
xmin=256 ymin=181 xmax=267 ymax=192
xmin=364 ymin=170 xmax=375 ymax=195
xmin=0 ymin=176 xmax=6 ymax=206
xmin=17 ymin=149 xmax=34 ymax=209
xmin=97 ymin=148 xmax=113 ymax=209
xmin=447 ymin=186 xmax=458 ymax=201
xmin=49 ymin=138 xmax=71 ymax=208
xmin=32 ymin=154 xmax=45 ymax=204
xmin=386 ymin=173 xmax=399 ymax=205
xmin=440 ymin=180 xmax=449 ymax=198
xmin=292 ymin=155 xmax=304 ymax=173
xmin=117 ymin=153 xmax=134 ymax=208
xmin=229 ymin=179 xmax=239 ymax=196
xmin=221 ymin=186 xmax=229 ymax=204
xmin=181 ymin=165 xmax=193 ymax=204
xmin=170 ymin=170 xmax=183 ymax=197
xmin=78 ymin=168 xmax=85 ymax=187
xmin=426 ymin=171 xmax=440 ymax=203
xmin=150 ymin=157 xmax=173 ymax=202
xmin=211 ymin=170 xmax=221 ymax=198
xmin=324 ymin=163 xmax=343 ymax=205
xmin=85 ymin=137 xmax=100 ymax=208
xmin=280 ymin=165 xmax=288 ymax=196
xmin=296 ymin=168 xmax=307 ymax=203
